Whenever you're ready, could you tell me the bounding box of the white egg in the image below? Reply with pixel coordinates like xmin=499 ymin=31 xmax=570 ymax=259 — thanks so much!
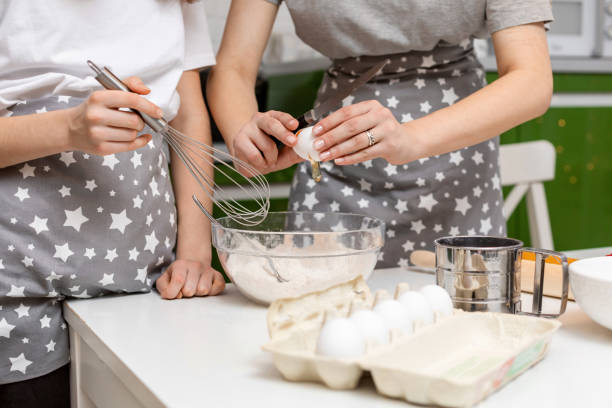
xmin=349 ymin=309 xmax=389 ymax=345
xmin=316 ymin=317 xmax=365 ymax=358
xmin=420 ymin=284 xmax=454 ymax=317
xmin=398 ymin=291 xmax=434 ymax=325
xmin=293 ymin=126 xmax=321 ymax=161
xmin=373 ymin=299 xmax=413 ymax=335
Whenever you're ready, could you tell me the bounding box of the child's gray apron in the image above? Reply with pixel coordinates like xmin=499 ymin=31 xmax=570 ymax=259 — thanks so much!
xmin=0 ymin=97 xmax=177 ymax=384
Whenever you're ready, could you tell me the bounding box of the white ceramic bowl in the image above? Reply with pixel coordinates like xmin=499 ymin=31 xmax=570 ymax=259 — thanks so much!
xmin=569 ymin=256 xmax=612 ymax=330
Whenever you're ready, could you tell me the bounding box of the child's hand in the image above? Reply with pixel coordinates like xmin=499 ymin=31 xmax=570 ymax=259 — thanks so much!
xmin=66 ymin=77 xmax=163 ymax=155
xmin=156 ymin=260 xmax=226 ymax=299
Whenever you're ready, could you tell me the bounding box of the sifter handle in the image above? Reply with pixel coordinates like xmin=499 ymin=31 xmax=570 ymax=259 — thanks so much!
xmin=86 ymin=60 xmax=168 ymax=133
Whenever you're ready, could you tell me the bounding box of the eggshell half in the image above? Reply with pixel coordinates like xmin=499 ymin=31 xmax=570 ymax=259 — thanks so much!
xmin=293 ymin=126 xmax=321 ymax=161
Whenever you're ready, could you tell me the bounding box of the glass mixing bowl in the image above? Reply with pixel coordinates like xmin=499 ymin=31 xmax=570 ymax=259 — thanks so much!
xmin=212 ymin=212 xmax=385 ymax=304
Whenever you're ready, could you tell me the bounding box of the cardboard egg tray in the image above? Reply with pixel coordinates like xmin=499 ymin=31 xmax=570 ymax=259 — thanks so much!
xmin=263 ymin=277 xmax=561 ymax=408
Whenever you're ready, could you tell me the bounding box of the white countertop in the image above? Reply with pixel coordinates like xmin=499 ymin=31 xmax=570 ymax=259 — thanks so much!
xmin=64 ymin=268 xmax=612 ymax=408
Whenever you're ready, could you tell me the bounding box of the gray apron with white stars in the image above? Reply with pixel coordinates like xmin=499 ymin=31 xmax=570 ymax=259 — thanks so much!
xmin=0 ymin=97 xmax=176 ymax=384
xmin=289 ymin=44 xmax=506 ymax=268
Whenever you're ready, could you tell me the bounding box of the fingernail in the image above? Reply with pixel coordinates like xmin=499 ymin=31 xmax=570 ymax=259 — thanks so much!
xmin=156 ymin=109 xmax=163 ymax=117
xmin=313 ymin=139 xmax=325 ymax=150
xmin=320 ymin=151 xmax=330 ymax=160
xmin=287 ymin=135 xmax=297 ymax=144
xmin=313 ymin=125 xmax=323 ymax=135
xmin=335 ymin=157 xmax=345 ymax=164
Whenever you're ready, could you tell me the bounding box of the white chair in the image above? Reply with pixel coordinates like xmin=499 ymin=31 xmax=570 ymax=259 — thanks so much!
xmin=499 ymin=140 xmax=556 ymax=250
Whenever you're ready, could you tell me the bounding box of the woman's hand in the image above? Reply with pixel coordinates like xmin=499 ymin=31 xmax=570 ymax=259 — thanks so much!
xmin=231 ymin=110 xmax=303 ymax=175
xmin=156 ymin=259 xmax=225 ymax=300
xmin=66 ymin=77 xmax=163 ymax=156
xmin=311 ymin=100 xmax=414 ymax=166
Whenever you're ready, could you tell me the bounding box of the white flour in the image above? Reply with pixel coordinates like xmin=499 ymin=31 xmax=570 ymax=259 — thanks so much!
xmin=222 ymin=233 xmax=379 ymax=304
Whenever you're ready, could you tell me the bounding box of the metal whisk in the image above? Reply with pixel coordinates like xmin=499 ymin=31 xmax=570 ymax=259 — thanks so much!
xmin=88 ymin=61 xmax=270 ymax=227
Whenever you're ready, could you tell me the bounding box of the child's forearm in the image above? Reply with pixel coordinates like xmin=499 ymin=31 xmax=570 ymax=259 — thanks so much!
xmin=170 ymin=70 xmax=214 ymax=263
xmin=0 ymin=110 xmax=72 ymax=168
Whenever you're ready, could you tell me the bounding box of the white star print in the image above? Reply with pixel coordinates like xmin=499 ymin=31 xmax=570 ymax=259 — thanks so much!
xmin=416 ymin=178 xmax=426 ymax=187
xmin=410 ymin=220 xmax=426 ymax=234
xmin=29 ymin=216 xmax=49 ymax=234
xmin=362 ymin=160 xmax=373 ymax=169
xmin=7 ymin=285 xmax=25 ymax=297
xmin=449 ymin=151 xmax=464 ymax=166
xmin=306 ymin=179 xmax=316 ymax=189
xmin=36 ymin=106 xmax=47 ymax=113
xmin=83 ymin=153 xmax=90 ymax=159
xmin=358 ymin=178 xmax=372 ymax=192
xmin=414 ymin=78 xmax=426 ymax=89
xmin=384 ymin=163 xmax=398 ymax=176
xmin=109 ymin=209 xmax=132 ymax=234
xmin=10 ymin=217 xmax=17 ymax=224
xmin=150 ymin=177 xmax=160 ymax=196
xmin=397 ymin=258 xmax=409 ymax=268
xmin=128 ymin=247 xmax=140 ymax=261
xmin=169 ymin=213 xmax=175 ymax=226
xmin=437 ymin=78 xmax=447 ymax=85
xmin=73 ymin=290 xmax=91 ymax=298
xmin=0 ymin=259 xmax=3 ymax=270
xmin=85 ymin=179 xmax=98 ymax=191
xmin=441 ymin=87 xmax=459 ymax=105
xmin=109 ymin=190 xmax=116 ymax=197
xmin=144 ymin=231 xmax=159 ymax=253
xmin=22 ymin=338 xmax=29 ymax=344
xmin=40 ymin=314 xmax=51 ymax=328
xmin=420 ymin=101 xmax=432 ymax=113
xmin=293 ymin=213 xmax=304 ymax=228
xmin=492 ymin=173 xmax=501 ymax=190
xmin=102 ymin=154 xmax=120 ymax=170
xmin=488 ymin=140 xmax=496 ymax=151
xmin=156 ymin=256 xmax=165 ymax=266
xmin=395 ymin=199 xmax=408 ymax=214
xmin=341 ymin=186 xmax=354 ymax=197
xmin=421 ymin=55 xmax=435 ymax=68
xmin=342 ymin=94 xmax=355 ymax=107
xmin=46 ymin=271 xmax=62 ymax=282
xmin=471 ymin=151 xmax=484 ymax=165
xmin=386 ymin=96 xmax=399 ymax=108
xmin=84 ymin=248 xmax=96 ymax=259
xmin=449 ymin=226 xmax=460 ymax=236
xmin=482 ymin=202 xmax=490 ymax=214
xmin=387 ymin=229 xmax=396 ymax=238
xmin=402 ymin=240 xmax=415 ymax=252
xmin=18 ymin=163 xmax=36 ymax=178
xmin=135 ymin=267 xmax=148 ymax=283
xmin=69 ymin=285 xmax=80 ymax=292
xmin=146 ymin=214 xmax=153 ymax=227
xmin=418 ymin=193 xmax=438 ymax=212
xmin=385 ymin=182 xmax=394 ymax=189
xmin=105 ymin=249 xmax=118 ymax=262
xmin=14 ymin=187 xmax=30 ymax=202
xmin=64 ymin=207 xmax=89 ymax=232
xmin=46 ymin=339 xmax=56 ymax=352
xmin=401 ymin=113 xmax=414 ymax=123
xmin=21 ymin=256 xmax=34 ymax=268
xmin=467 ymin=228 xmax=476 ymax=235
xmin=331 ymin=221 xmax=347 ymax=232
xmin=452 ymin=69 xmax=461 ymax=77
xmin=433 ymin=224 xmax=443 ymax=233
xmin=480 ymin=217 xmax=493 ymax=235
xmin=58 ymin=185 xmax=71 ymax=197
xmin=14 ymin=304 xmax=29 ymax=318
xmin=131 ymin=151 xmax=143 ymax=168
xmin=99 ymin=273 xmax=115 ymax=286
xmin=164 ymin=236 xmax=171 ymax=248
xmin=9 ymin=353 xmax=32 ymax=374
xmin=455 ymin=196 xmax=472 ymax=215
xmin=473 ymin=186 xmax=482 ymax=197
xmin=435 ymin=172 xmax=445 ymax=182
xmin=357 ymin=198 xmax=369 ymax=208
xmin=302 ymin=192 xmax=319 ymax=210
xmin=8 ymin=245 xmax=15 ymax=252
xmin=59 ymin=151 xmax=76 ymax=167
xmin=459 ymin=38 xmax=471 ymax=50
xmin=53 ymin=243 xmax=74 ymax=263
xmin=0 ymin=318 xmax=16 ymax=338
xmin=329 ymin=201 xmax=340 ymax=212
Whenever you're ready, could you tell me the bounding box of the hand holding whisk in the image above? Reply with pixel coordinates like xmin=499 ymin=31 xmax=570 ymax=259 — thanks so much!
xmin=87 ymin=61 xmax=270 ymax=227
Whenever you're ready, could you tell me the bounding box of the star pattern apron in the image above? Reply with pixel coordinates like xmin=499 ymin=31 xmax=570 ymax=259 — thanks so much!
xmin=289 ymin=43 xmax=506 ymax=268
xmin=0 ymin=97 xmax=177 ymax=384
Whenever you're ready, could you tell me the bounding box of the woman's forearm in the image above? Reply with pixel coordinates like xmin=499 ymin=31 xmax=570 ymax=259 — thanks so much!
xmin=404 ymin=67 xmax=552 ymax=161
xmin=206 ymin=66 xmax=259 ymax=154
xmin=0 ymin=110 xmax=72 ymax=168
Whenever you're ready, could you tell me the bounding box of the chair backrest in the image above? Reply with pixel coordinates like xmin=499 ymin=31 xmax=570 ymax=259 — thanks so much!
xmin=499 ymin=140 xmax=556 ymax=186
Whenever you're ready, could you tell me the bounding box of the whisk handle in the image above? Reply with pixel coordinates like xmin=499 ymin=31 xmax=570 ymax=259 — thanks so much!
xmin=87 ymin=60 xmax=168 ymax=133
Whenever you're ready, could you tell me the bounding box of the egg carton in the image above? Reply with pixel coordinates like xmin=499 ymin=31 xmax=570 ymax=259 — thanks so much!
xmin=263 ymin=277 xmax=561 ymax=408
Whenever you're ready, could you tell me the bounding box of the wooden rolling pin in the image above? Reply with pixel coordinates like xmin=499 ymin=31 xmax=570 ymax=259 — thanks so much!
xmin=409 ymin=250 xmax=576 ymax=300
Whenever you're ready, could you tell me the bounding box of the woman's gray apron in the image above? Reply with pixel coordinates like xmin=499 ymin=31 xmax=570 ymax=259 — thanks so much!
xmin=289 ymin=44 xmax=506 ymax=268
xmin=0 ymin=97 xmax=176 ymax=384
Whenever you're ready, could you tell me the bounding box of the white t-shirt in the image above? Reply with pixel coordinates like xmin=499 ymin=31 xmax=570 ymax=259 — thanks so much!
xmin=0 ymin=0 xmax=215 ymax=120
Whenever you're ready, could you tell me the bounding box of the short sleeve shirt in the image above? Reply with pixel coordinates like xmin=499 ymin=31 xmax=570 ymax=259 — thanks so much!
xmin=265 ymin=0 xmax=553 ymax=59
